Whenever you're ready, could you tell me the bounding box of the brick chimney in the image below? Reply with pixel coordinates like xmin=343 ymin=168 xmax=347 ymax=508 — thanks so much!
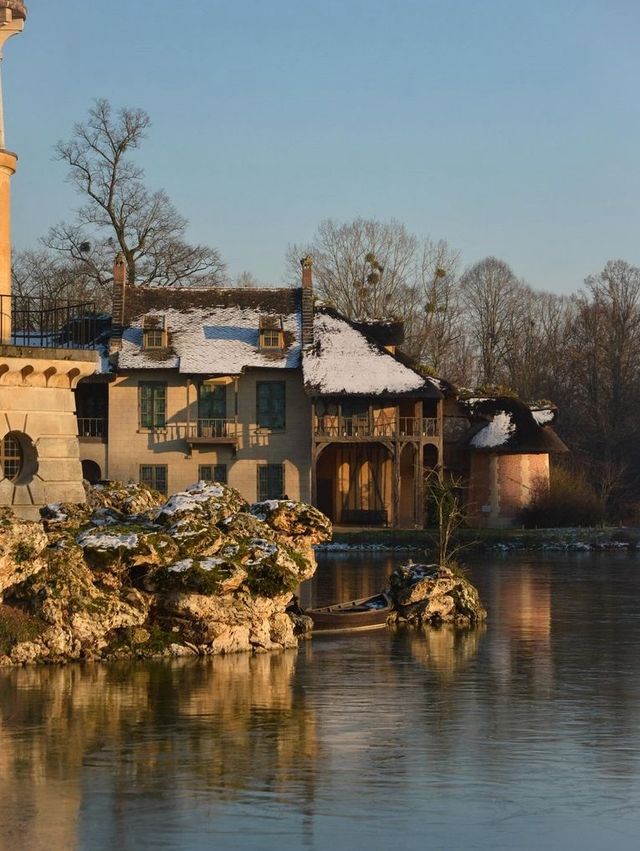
xmin=109 ymin=252 xmax=127 ymax=353
xmin=301 ymin=255 xmax=314 ymax=346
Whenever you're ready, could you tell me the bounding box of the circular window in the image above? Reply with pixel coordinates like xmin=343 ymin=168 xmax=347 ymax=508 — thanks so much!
xmin=0 ymin=432 xmax=38 ymax=485
xmin=1 ymin=434 xmax=23 ymax=482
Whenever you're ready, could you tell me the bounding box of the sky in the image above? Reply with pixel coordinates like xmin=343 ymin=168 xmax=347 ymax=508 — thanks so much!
xmin=3 ymin=0 xmax=640 ymax=294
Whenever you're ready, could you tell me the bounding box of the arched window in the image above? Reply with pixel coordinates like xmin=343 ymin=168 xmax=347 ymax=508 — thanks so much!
xmin=1 ymin=433 xmax=24 ymax=482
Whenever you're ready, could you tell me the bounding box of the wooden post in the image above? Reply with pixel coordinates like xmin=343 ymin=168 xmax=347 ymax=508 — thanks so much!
xmin=393 ymin=442 xmax=401 ymax=528
xmin=311 ymin=400 xmax=317 ymax=508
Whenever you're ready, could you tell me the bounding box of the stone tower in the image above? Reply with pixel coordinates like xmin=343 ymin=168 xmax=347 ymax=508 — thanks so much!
xmin=0 ymin=1 xmax=26 ymax=340
xmin=0 ymin=3 xmax=98 ymax=519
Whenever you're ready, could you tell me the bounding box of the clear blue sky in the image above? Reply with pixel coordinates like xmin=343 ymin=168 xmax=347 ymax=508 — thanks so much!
xmin=3 ymin=0 xmax=639 ymax=293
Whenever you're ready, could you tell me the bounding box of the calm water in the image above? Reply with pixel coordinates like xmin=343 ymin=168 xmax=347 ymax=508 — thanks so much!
xmin=2 ymin=552 xmax=640 ymax=851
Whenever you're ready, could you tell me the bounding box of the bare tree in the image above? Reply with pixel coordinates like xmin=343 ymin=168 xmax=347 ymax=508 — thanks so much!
xmin=401 ymin=238 xmax=464 ymax=376
xmin=45 ymin=99 xmax=225 ymax=296
xmin=459 ymin=257 xmax=524 ymax=386
xmin=12 ymin=249 xmax=111 ymax=312
xmin=287 ymin=218 xmax=417 ymax=319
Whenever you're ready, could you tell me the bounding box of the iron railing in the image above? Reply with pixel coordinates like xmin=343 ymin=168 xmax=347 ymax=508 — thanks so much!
xmin=315 ymin=415 xmax=439 ymax=439
xmin=77 ymin=418 xmax=107 ymax=439
xmin=1 ymin=295 xmax=99 ymax=349
xmin=187 ymin=418 xmax=240 ymax=440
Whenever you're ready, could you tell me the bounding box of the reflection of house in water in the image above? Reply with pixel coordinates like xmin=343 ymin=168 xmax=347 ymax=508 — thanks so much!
xmin=490 ymin=566 xmax=554 ymax=693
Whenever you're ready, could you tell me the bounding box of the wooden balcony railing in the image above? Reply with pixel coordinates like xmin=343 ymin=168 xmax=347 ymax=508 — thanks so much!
xmin=78 ymin=417 xmax=107 ymax=439
xmin=314 ymin=415 xmax=438 ymax=439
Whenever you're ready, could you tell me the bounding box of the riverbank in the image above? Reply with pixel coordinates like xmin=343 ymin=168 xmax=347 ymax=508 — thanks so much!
xmin=319 ymin=526 xmax=640 ymax=552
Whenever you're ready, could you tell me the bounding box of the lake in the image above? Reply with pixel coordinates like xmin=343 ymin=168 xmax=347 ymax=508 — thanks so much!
xmin=1 ymin=551 xmax=640 ymax=851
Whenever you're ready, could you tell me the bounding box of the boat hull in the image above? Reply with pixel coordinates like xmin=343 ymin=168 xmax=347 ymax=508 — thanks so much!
xmin=307 ymin=593 xmax=392 ymax=635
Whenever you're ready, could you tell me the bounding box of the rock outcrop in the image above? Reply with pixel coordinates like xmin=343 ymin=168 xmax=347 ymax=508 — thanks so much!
xmin=0 ymin=481 xmax=331 ymax=665
xmin=387 ymin=563 xmax=487 ymax=627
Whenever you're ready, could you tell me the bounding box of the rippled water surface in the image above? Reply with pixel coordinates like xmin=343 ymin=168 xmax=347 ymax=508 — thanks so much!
xmin=2 ymin=552 xmax=640 ymax=851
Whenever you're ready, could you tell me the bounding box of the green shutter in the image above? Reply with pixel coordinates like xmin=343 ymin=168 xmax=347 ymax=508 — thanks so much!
xmin=256 ymin=381 xmax=286 ymax=429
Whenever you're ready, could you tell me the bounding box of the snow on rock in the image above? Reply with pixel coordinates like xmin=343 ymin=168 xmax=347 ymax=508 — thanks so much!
xmin=303 ymin=312 xmax=436 ymax=395
xmin=77 ymin=531 xmax=139 ymax=550
xmin=470 ymin=412 xmax=515 ymax=448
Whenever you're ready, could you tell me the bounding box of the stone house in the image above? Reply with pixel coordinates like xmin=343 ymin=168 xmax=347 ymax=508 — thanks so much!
xmin=76 ymin=257 xmax=567 ymax=528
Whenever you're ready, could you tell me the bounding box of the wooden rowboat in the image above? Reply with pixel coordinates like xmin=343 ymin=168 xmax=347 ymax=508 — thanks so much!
xmin=307 ymin=592 xmax=392 ymax=635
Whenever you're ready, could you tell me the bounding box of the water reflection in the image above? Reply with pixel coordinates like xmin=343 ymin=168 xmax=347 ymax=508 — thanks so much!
xmin=1 ymin=553 xmax=640 ymax=851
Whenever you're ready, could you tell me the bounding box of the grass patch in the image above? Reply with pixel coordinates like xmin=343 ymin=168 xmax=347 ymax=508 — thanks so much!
xmin=0 ymin=604 xmax=46 ymax=655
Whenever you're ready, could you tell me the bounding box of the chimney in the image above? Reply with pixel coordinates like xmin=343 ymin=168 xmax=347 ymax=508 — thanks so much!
xmin=301 ymin=255 xmax=314 ymax=346
xmin=109 ymin=252 xmax=127 ymax=353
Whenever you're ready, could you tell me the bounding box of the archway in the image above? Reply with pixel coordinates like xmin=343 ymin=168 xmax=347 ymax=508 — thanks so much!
xmin=81 ymin=459 xmax=102 ymax=484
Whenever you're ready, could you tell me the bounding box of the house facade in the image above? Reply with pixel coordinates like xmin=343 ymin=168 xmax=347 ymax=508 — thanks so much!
xmin=76 ymin=256 xmax=567 ymax=529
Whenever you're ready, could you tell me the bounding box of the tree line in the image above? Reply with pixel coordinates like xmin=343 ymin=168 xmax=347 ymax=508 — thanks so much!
xmin=12 ymin=100 xmax=640 ymax=515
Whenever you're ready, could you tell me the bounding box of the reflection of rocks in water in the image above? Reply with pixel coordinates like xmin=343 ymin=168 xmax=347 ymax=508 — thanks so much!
xmin=405 ymin=624 xmax=486 ymax=681
xmin=0 ymin=654 xmax=318 ymax=846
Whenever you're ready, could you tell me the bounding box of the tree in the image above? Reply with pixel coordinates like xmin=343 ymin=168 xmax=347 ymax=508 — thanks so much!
xmin=11 ymin=249 xmax=111 ymax=312
xmin=459 ymin=256 xmax=524 ymax=386
xmin=424 ymin=469 xmax=469 ymax=569
xmin=401 ymin=238 xmax=464 ymax=377
xmin=287 ymin=218 xmax=417 ymax=319
xmin=45 ymin=99 xmax=225 ymax=297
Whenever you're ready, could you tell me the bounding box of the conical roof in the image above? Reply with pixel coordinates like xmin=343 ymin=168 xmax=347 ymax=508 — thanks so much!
xmin=0 ymin=1 xmax=27 ymax=21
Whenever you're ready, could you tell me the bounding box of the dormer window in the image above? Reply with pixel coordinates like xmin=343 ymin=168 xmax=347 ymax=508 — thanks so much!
xmin=259 ymin=315 xmax=284 ymax=350
xmin=143 ymin=315 xmax=167 ymax=349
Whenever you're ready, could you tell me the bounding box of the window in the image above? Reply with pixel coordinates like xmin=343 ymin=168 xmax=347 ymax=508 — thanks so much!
xmin=256 ymin=381 xmax=286 ymax=430
xmin=139 ymin=382 xmax=167 ymax=429
xmin=140 ymin=465 xmax=168 ymax=494
xmin=199 ymin=464 xmax=228 ymax=484
xmin=144 ymin=328 xmax=164 ymax=348
xmin=260 ymin=329 xmax=282 ymax=349
xmin=259 ymin=316 xmax=284 ymax=350
xmin=1 ymin=434 xmax=23 ymax=482
xmin=258 ymin=464 xmax=284 ymax=501
xmin=142 ymin=315 xmax=167 ymax=349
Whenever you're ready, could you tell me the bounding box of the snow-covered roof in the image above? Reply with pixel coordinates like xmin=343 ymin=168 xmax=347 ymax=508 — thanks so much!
xmin=118 ymin=288 xmax=301 ymax=374
xmin=461 ymin=396 xmax=568 ymax=455
xmin=303 ymin=308 xmax=442 ymax=397
xmin=470 ymin=411 xmax=516 ymax=448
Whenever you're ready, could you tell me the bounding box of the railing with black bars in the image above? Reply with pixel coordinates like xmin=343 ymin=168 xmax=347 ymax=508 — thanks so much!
xmin=77 ymin=418 xmax=107 ymax=439
xmin=0 ymin=295 xmax=100 ymax=349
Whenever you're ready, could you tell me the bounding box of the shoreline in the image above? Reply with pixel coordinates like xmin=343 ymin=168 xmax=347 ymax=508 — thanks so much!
xmin=317 ymin=526 xmax=640 ymax=553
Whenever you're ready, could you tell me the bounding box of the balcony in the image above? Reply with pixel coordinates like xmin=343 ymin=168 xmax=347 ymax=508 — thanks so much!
xmin=314 ymin=415 xmax=439 ymax=441
xmin=184 ymin=418 xmax=239 ymax=446
xmin=1 ymin=295 xmax=100 ymax=349
xmin=78 ymin=417 xmax=107 ymax=440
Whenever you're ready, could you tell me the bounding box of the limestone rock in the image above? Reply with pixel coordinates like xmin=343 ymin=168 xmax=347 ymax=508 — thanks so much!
xmin=1 ymin=479 xmax=332 ymax=664
xmin=0 ymin=509 xmax=49 ymax=595
xmin=389 ymin=563 xmax=486 ymax=627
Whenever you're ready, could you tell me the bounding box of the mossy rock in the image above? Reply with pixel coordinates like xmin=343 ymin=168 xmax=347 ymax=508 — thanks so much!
xmin=0 ymin=604 xmax=46 ymax=655
xmin=167 ymin=519 xmax=225 ymax=558
xmin=88 ymin=481 xmax=166 ymax=517
xmin=156 ymin=482 xmax=248 ymax=527
xmin=152 ymin=557 xmax=227 ymax=596
xmin=250 ymin=499 xmax=332 ymax=546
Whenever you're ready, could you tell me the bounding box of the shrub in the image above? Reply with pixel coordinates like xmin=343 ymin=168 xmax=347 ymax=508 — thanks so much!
xmin=520 ymin=466 xmax=605 ymax=528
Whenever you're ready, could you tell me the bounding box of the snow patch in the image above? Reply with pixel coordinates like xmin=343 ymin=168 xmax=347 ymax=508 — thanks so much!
xmin=78 ymin=531 xmax=139 ymax=550
xmin=470 ymin=412 xmax=515 ymax=448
